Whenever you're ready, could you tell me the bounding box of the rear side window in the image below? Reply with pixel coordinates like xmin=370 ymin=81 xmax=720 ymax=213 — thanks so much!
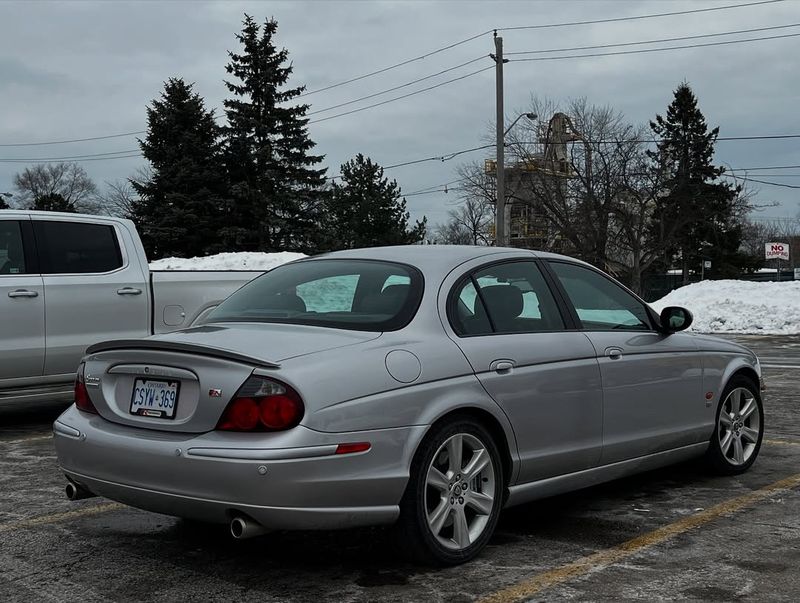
xmin=0 ymin=221 xmax=26 ymax=275
xmin=451 ymin=261 xmax=565 ymax=336
xmin=33 ymin=221 xmax=123 ymax=274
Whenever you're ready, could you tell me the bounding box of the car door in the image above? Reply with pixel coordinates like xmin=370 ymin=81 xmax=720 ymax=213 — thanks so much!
xmin=546 ymin=260 xmax=704 ymax=465
xmin=33 ymin=218 xmax=149 ymax=379
xmin=446 ymin=259 xmax=603 ymax=483
xmin=0 ymin=217 xmax=45 ymax=383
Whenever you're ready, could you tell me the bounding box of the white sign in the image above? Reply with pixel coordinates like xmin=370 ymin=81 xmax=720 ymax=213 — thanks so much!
xmin=765 ymin=242 xmax=790 ymax=261
xmin=703 ymin=260 xmax=712 ymax=269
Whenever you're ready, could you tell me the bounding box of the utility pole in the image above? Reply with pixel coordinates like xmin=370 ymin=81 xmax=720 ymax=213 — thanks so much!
xmin=492 ymin=32 xmax=507 ymax=247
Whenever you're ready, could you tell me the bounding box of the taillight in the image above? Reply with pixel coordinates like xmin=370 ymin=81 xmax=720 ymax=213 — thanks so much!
xmin=216 ymin=376 xmax=304 ymax=432
xmin=74 ymin=362 xmax=98 ymax=414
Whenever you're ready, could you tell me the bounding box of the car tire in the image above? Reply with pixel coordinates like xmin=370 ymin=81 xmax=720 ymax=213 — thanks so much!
xmin=395 ymin=416 xmax=504 ymax=566
xmin=705 ymin=375 xmax=764 ymax=475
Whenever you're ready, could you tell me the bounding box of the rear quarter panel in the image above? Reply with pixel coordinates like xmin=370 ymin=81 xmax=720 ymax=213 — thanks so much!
xmin=274 ymin=330 xmax=521 ymax=482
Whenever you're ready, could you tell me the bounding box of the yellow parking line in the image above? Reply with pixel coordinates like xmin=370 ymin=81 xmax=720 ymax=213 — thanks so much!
xmin=765 ymin=438 xmax=800 ymax=447
xmin=0 ymin=502 xmax=123 ymax=534
xmin=479 ymin=472 xmax=800 ymax=603
xmin=0 ymin=433 xmax=52 ymax=445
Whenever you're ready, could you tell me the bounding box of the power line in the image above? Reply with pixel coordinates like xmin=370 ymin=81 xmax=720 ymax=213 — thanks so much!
xmin=404 ymin=179 xmax=467 ymax=196
xmin=299 ymin=31 xmax=492 ymax=98
xmin=506 ymin=23 xmax=800 ymax=57
xmin=746 ymin=215 xmax=800 ymax=221
xmin=308 ymin=56 xmax=487 ymax=115
xmin=0 ymin=2 xmax=786 ymax=146
xmin=314 ymin=31 xmax=800 ymax=125
xmin=308 ymin=66 xmax=494 ymax=124
xmin=326 ymin=144 xmax=494 ymax=181
xmin=300 ymin=0 xmax=780 ymax=98
xmin=509 ymin=31 xmax=800 ymax=63
xmin=726 ymin=174 xmax=800 ymax=189
xmin=497 ymin=0 xmax=784 ymax=32
xmin=733 ymin=164 xmax=800 ymax=170
xmin=0 ymin=130 xmax=145 ymax=148
xmin=583 ymin=134 xmax=800 ymax=144
xmin=0 ymin=149 xmax=140 ymax=163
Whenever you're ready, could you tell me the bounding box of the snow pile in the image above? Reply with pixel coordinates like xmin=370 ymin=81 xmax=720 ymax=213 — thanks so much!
xmin=650 ymin=279 xmax=800 ymax=334
xmin=150 ymin=251 xmax=306 ymax=271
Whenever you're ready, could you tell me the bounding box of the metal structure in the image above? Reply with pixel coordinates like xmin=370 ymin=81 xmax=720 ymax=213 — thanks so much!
xmin=486 ymin=112 xmax=590 ymax=249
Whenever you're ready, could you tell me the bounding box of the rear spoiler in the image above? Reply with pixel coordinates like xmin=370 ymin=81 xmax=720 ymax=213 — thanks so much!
xmin=85 ymin=339 xmax=281 ymax=369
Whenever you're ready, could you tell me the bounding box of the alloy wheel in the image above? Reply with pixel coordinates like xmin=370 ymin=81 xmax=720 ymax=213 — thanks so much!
xmin=718 ymin=387 xmax=761 ymax=466
xmin=424 ymin=433 xmax=496 ymax=551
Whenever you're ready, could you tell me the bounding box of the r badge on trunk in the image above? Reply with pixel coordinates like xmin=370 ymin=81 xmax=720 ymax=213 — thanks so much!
xmin=209 ymin=389 xmax=223 ymax=398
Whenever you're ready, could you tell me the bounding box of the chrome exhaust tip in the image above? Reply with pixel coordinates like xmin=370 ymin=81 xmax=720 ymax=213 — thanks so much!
xmin=230 ymin=516 xmax=268 ymax=540
xmin=65 ymin=481 xmax=96 ymax=501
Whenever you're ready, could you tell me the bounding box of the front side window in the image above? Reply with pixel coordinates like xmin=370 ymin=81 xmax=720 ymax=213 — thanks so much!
xmin=206 ymin=259 xmax=423 ymax=332
xmin=33 ymin=221 xmax=123 ymax=274
xmin=549 ymin=261 xmax=652 ymax=331
xmin=0 ymin=221 xmax=26 ymax=275
xmin=451 ymin=261 xmax=565 ymax=335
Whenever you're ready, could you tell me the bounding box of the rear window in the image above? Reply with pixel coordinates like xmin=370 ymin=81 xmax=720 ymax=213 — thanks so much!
xmin=205 ymin=259 xmax=423 ymax=331
xmin=33 ymin=221 xmax=123 ymax=274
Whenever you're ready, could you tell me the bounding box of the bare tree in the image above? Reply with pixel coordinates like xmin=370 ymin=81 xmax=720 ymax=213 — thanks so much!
xmin=740 ymin=216 xmax=800 ymax=261
xmin=13 ymin=162 xmax=99 ymax=213
xmin=434 ymin=195 xmax=493 ymax=245
xmin=433 ymin=218 xmax=472 ymax=245
xmin=96 ymin=179 xmax=137 ymax=218
xmin=459 ymin=96 xmax=762 ymax=293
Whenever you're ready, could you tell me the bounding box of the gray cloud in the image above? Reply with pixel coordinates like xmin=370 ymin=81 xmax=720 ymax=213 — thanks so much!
xmin=1 ymin=0 xmax=798 ymax=226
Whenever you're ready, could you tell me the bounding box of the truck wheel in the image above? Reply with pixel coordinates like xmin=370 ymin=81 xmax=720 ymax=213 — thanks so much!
xmin=396 ymin=416 xmax=503 ymax=566
xmin=705 ymin=375 xmax=764 ymax=475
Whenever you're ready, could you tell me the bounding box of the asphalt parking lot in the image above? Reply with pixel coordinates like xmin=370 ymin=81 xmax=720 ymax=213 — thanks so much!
xmin=1 ymin=335 xmax=798 ymax=602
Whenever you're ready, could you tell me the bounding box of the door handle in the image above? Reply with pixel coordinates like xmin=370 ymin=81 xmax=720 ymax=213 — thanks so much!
xmin=8 ymin=289 xmax=39 ymax=298
xmin=117 ymin=287 xmax=142 ymax=296
xmin=605 ymin=347 xmax=623 ymax=360
xmin=490 ymin=359 xmax=515 ymax=374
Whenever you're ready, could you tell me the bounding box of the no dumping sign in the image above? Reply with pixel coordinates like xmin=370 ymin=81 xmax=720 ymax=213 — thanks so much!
xmin=765 ymin=242 xmax=790 ymax=261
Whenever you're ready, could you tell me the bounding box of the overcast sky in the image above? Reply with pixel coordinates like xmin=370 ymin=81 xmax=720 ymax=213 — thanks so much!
xmin=1 ymin=0 xmax=798 ymax=227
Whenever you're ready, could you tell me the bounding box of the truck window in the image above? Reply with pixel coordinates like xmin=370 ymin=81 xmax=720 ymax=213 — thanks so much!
xmin=0 ymin=221 xmax=26 ymax=275
xmin=33 ymin=221 xmax=123 ymax=274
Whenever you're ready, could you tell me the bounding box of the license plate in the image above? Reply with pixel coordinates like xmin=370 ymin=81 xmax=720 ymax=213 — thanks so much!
xmin=130 ymin=378 xmax=180 ymax=419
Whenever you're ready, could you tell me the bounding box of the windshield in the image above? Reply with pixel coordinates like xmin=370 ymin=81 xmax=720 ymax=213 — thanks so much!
xmin=205 ymin=259 xmax=423 ymax=331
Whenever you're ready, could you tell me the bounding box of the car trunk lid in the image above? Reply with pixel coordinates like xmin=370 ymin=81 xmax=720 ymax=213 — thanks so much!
xmin=83 ymin=323 xmax=380 ymax=432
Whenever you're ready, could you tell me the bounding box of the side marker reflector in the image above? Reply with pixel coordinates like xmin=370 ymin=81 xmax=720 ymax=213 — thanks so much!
xmin=335 ymin=442 xmax=371 ymax=455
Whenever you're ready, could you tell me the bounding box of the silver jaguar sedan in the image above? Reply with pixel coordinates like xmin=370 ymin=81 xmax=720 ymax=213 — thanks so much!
xmin=54 ymin=246 xmax=764 ymax=565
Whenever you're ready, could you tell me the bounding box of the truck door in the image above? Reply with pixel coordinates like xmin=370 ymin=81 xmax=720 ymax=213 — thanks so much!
xmin=0 ymin=218 xmax=45 ymax=382
xmin=33 ymin=218 xmax=149 ymax=379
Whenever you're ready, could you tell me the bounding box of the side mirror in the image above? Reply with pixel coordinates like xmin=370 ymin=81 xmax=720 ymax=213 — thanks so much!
xmin=660 ymin=306 xmax=693 ymax=333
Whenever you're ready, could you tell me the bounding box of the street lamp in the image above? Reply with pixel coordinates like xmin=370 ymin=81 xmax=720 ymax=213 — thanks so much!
xmin=504 ymin=112 xmax=538 ymax=137
xmin=496 ymin=113 xmax=537 ymax=246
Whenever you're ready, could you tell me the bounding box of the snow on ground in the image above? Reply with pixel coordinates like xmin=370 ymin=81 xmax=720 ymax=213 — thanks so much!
xmin=150 ymin=251 xmax=306 ymax=271
xmin=650 ymin=279 xmax=800 ymax=334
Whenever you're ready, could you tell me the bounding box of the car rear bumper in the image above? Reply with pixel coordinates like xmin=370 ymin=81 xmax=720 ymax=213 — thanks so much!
xmin=54 ymin=405 xmax=425 ymax=529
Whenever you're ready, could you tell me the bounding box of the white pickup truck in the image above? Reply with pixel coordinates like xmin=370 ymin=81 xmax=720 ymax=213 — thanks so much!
xmin=0 ymin=210 xmax=262 ymax=405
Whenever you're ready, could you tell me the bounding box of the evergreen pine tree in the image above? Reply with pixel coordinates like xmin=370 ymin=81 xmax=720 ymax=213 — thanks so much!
xmin=322 ymin=154 xmax=426 ymax=250
xmin=222 ymin=15 xmax=327 ymax=253
xmin=648 ymin=83 xmax=747 ymax=281
xmin=33 ymin=193 xmax=75 ymax=212
xmin=131 ymin=78 xmax=226 ymax=260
